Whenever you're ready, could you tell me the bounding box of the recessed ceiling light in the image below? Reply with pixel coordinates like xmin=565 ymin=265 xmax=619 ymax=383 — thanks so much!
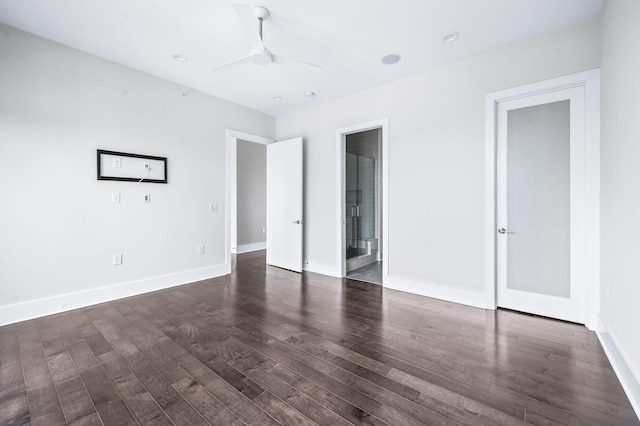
xmin=173 ymin=54 xmax=188 ymax=62
xmin=381 ymin=54 xmax=401 ymax=65
xmin=305 ymin=91 xmax=315 ymax=98
xmin=271 ymin=96 xmax=282 ymax=101
xmin=442 ymin=32 xmax=459 ymax=43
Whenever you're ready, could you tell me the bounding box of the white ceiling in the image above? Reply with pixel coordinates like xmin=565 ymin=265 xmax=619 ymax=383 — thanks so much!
xmin=0 ymin=0 xmax=603 ymax=116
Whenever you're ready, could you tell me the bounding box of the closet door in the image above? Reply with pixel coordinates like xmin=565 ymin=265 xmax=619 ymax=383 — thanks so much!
xmin=496 ymin=86 xmax=586 ymax=323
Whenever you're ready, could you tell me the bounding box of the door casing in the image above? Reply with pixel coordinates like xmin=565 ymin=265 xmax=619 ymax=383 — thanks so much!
xmin=484 ymin=69 xmax=601 ymax=329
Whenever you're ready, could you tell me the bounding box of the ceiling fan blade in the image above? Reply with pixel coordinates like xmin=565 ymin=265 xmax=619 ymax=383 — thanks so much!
xmin=233 ymin=3 xmax=264 ymax=49
xmin=213 ymin=55 xmax=251 ymax=72
xmin=272 ymin=54 xmax=323 ymax=73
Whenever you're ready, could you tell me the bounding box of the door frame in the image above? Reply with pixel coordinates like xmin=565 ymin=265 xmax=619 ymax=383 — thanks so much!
xmin=484 ymin=69 xmax=600 ymax=329
xmin=225 ymin=129 xmax=274 ymax=274
xmin=336 ymin=118 xmax=389 ymax=281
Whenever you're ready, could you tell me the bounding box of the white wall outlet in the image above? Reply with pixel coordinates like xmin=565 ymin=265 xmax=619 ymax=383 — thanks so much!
xmin=197 ymin=244 xmax=204 ymax=255
xmin=209 ymin=203 xmax=218 ymax=213
xmin=111 ymin=192 xmax=121 ymax=203
xmin=112 ymin=158 xmax=121 ymax=168
xmin=143 ymin=194 xmax=150 ymax=203
xmin=142 ymin=162 xmax=150 ymax=171
xmin=261 ymin=227 xmax=266 ymax=234
xmin=112 ymin=253 xmax=123 ymax=265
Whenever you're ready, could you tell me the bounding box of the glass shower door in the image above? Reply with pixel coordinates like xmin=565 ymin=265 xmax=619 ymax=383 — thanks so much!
xmin=346 ymin=153 xmax=359 ymax=259
xmin=345 ymin=153 xmax=375 ymax=260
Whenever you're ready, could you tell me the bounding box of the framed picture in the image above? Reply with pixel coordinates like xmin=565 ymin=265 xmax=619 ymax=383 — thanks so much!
xmin=97 ymin=150 xmax=167 ymax=184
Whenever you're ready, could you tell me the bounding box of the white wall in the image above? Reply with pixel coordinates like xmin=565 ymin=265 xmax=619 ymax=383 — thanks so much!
xmin=0 ymin=24 xmax=274 ymax=321
xmin=277 ymin=20 xmax=600 ymax=294
xmin=600 ymin=0 xmax=640 ymax=398
xmin=236 ymin=140 xmax=266 ymax=247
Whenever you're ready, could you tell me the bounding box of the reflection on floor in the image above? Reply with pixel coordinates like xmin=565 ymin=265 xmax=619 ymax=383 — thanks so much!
xmin=347 ymin=260 xmax=382 ymax=285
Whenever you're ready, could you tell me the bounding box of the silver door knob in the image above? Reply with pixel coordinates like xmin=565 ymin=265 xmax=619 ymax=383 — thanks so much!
xmin=498 ymin=228 xmax=514 ymax=234
xmin=292 ymin=220 xmax=301 ymax=224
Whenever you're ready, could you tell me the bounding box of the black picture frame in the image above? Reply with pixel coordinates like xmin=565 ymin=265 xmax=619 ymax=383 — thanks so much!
xmin=97 ymin=149 xmax=168 ymax=184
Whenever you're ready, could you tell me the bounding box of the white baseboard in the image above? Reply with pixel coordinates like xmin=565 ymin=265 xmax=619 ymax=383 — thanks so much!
xmin=303 ymin=262 xmax=486 ymax=308
xmin=233 ymin=242 xmax=267 ymax=254
xmin=304 ymin=261 xmax=341 ymax=278
xmin=346 ymin=253 xmax=378 ymax=273
xmin=0 ymin=263 xmax=228 ymax=326
xmin=596 ymin=315 xmax=640 ymax=419
xmin=384 ymin=274 xmax=487 ymax=309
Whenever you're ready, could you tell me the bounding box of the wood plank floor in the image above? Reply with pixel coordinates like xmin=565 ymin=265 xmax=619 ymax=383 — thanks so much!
xmin=1 ymin=250 xmax=638 ymax=425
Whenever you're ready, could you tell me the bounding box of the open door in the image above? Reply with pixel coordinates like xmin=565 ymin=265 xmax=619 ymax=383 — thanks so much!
xmin=267 ymin=137 xmax=303 ymax=272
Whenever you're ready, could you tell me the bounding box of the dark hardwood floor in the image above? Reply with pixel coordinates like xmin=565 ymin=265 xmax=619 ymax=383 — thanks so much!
xmin=1 ymin=250 xmax=638 ymax=425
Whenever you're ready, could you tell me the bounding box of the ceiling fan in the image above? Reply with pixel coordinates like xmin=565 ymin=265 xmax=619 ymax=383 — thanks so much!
xmin=214 ymin=4 xmax=323 ymax=73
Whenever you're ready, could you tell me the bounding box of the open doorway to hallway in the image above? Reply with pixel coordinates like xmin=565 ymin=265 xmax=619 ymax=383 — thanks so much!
xmin=232 ymin=139 xmax=267 ymax=256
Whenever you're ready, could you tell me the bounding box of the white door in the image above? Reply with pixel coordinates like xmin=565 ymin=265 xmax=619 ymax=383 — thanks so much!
xmin=496 ymin=87 xmax=586 ymax=323
xmin=267 ymin=137 xmax=303 ymax=272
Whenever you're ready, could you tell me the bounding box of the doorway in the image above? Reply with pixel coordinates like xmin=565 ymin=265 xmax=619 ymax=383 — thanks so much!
xmin=226 ymin=130 xmax=304 ymax=275
xmin=337 ymin=119 xmax=388 ymax=285
xmin=225 ymin=130 xmax=273 ymax=274
xmin=345 ymin=129 xmax=381 ymax=283
xmin=484 ymin=69 xmax=600 ymax=328
xmin=232 ymin=139 xmax=267 ymax=255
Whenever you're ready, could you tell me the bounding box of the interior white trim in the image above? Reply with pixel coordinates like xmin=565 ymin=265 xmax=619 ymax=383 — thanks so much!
xmin=0 ymin=264 xmax=227 ymax=326
xmin=304 ymin=261 xmax=342 ymax=278
xmin=335 ymin=118 xmax=389 ymax=282
xmin=596 ymin=315 xmax=640 ymax=419
xmin=384 ymin=275 xmax=486 ymax=309
xmin=225 ymin=129 xmax=274 ymax=273
xmin=233 ymin=241 xmax=267 ymax=254
xmin=484 ymin=69 xmax=601 ymax=329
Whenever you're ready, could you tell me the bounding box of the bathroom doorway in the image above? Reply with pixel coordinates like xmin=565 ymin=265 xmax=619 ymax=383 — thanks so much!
xmin=344 ymin=128 xmax=382 ymax=284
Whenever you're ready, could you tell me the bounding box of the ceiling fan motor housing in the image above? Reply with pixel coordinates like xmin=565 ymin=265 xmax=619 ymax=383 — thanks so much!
xmin=249 ymin=47 xmax=272 ymax=65
xmin=253 ymin=6 xmax=270 ymax=20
